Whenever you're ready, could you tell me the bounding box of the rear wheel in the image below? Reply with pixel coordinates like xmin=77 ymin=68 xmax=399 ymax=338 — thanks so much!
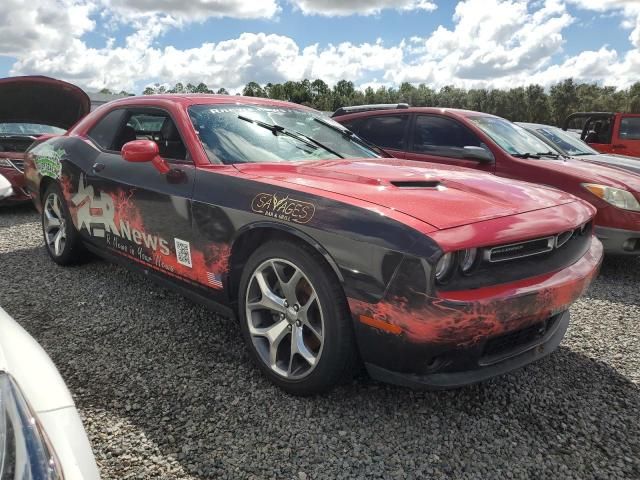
xmin=42 ymin=183 xmax=85 ymax=265
xmin=238 ymin=240 xmax=356 ymax=395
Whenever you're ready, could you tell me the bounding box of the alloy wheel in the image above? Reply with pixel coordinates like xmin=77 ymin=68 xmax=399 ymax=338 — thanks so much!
xmin=245 ymin=258 xmax=325 ymax=380
xmin=43 ymin=192 xmax=67 ymax=257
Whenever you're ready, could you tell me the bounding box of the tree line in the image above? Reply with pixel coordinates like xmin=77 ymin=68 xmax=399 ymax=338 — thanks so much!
xmin=113 ymin=78 xmax=640 ymax=126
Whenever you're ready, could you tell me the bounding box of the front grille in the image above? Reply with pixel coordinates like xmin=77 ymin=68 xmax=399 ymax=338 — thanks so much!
xmin=482 ymin=316 xmax=557 ymax=359
xmin=487 ymin=236 xmax=554 ymax=262
xmin=439 ymin=222 xmax=593 ymax=292
xmin=486 ymin=224 xmax=589 ymax=263
xmin=9 ymin=159 xmax=24 ymax=172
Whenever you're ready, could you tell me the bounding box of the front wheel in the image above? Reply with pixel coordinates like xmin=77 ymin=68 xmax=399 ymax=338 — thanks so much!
xmin=41 ymin=183 xmax=85 ymax=265
xmin=238 ymin=240 xmax=356 ymax=395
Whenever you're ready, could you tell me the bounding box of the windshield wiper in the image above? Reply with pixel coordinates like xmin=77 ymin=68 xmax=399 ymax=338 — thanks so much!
xmin=535 ymin=151 xmax=562 ymax=159
xmin=238 ymin=115 xmax=344 ymax=158
xmin=312 ymin=117 xmax=390 ymax=157
xmin=512 ymin=152 xmax=541 ymax=159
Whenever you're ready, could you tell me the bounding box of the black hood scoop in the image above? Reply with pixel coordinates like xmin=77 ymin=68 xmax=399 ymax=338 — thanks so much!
xmin=390 ymin=180 xmax=442 ymax=189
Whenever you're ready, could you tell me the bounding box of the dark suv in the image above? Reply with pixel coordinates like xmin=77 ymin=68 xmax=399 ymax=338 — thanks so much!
xmin=333 ymin=104 xmax=640 ymax=255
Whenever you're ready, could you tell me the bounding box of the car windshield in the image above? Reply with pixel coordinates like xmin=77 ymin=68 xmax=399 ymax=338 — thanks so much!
xmin=0 ymin=123 xmax=65 ymax=136
xmin=469 ymin=116 xmax=555 ymax=157
xmin=533 ymin=126 xmax=599 ymax=156
xmin=189 ymin=104 xmax=380 ymax=164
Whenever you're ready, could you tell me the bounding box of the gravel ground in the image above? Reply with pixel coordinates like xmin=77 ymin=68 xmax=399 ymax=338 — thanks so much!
xmin=1 ymin=204 xmax=639 ymax=480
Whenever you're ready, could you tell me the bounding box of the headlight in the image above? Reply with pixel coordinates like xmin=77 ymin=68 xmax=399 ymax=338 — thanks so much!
xmin=0 ymin=373 xmax=62 ymax=479
xmin=435 ymin=252 xmax=455 ymax=282
xmin=0 ymin=158 xmax=13 ymax=168
xmin=460 ymin=248 xmax=478 ymax=273
xmin=582 ymin=183 xmax=640 ymax=212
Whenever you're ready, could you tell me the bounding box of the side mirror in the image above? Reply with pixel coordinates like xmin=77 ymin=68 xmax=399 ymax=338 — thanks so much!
xmin=463 ymin=145 xmax=494 ymax=163
xmin=121 ymin=140 xmax=170 ymax=174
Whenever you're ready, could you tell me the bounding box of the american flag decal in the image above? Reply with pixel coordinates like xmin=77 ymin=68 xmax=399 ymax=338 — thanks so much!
xmin=206 ymin=272 xmax=223 ymax=289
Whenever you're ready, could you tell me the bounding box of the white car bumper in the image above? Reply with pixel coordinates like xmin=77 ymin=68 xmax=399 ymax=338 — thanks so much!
xmin=0 ymin=174 xmax=13 ymax=200
xmin=38 ymin=407 xmax=100 ymax=480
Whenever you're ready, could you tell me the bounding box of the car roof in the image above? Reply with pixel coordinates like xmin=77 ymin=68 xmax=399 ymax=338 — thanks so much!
xmin=334 ymin=105 xmax=498 ymax=121
xmin=516 ymin=122 xmax=550 ymax=129
xmin=103 ymin=94 xmax=314 ymax=111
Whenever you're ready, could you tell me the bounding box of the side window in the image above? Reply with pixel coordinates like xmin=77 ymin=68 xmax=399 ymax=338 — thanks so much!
xmin=412 ymin=115 xmax=483 ymax=158
xmin=118 ymin=111 xmax=188 ymax=161
xmin=349 ymin=115 xmax=408 ymax=150
xmin=584 ymin=117 xmax=613 ymax=144
xmin=88 ymin=109 xmax=128 ymax=150
xmin=620 ymin=117 xmax=640 ymax=140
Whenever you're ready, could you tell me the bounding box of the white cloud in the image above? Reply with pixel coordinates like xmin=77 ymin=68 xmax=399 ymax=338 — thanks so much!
xmin=0 ymin=0 xmax=96 ymax=56
xmin=567 ymin=0 xmax=640 ymax=48
xmin=103 ymin=0 xmax=279 ymax=21
xmin=4 ymin=0 xmax=640 ymax=94
xmin=11 ymin=32 xmax=404 ymax=92
xmin=289 ymin=0 xmax=436 ymax=16
xmin=386 ymin=0 xmax=574 ymax=86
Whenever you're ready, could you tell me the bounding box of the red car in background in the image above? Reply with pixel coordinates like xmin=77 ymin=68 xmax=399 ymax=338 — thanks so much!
xmin=563 ymin=112 xmax=640 ymax=158
xmin=334 ymin=105 xmax=640 ymax=255
xmin=0 ymin=76 xmax=90 ymax=204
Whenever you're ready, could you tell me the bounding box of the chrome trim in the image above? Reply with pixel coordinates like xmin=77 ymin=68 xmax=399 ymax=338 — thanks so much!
xmin=0 ymin=158 xmax=24 ymax=173
xmin=555 ymin=230 xmax=573 ymax=248
xmin=485 ymin=236 xmax=555 ymax=263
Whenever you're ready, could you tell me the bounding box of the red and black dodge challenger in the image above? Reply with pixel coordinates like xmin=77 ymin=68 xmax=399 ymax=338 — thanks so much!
xmin=24 ymin=95 xmax=603 ymax=395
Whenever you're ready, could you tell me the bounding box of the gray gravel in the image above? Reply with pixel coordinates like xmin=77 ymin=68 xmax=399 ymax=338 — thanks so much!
xmin=1 ymin=205 xmax=639 ymax=480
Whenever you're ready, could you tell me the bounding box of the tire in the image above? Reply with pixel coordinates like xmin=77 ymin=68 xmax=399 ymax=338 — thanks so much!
xmin=41 ymin=182 xmax=85 ymax=265
xmin=238 ymin=240 xmax=356 ymax=395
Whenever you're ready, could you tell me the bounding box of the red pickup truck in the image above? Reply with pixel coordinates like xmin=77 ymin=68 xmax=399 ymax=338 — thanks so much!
xmin=563 ymin=112 xmax=640 ymax=158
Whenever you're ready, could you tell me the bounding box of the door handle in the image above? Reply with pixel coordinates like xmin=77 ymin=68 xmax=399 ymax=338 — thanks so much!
xmin=92 ymin=162 xmax=106 ymax=173
xmin=612 ymin=144 xmax=627 ymax=149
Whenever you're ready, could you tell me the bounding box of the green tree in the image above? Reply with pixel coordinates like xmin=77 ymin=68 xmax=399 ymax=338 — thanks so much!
xmin=549 ymin=79 xmax=579 ymax=125
xmin=194 ymin=82 xmax=213 ymax=94
xmin=243 ymin=81 xmax=265 ymax=97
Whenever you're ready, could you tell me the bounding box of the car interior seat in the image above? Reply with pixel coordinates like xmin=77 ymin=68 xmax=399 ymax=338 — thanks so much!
xmin=114 ymin=125 xmax=137 ymax=151
xmin=584 ymin=121 xmax=602 ymax=143
xmin=159 ymin=118 xmax=187 ymax=160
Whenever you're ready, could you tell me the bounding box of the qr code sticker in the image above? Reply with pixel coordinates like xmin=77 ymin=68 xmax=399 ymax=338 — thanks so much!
xmin=174 ymin=238 xmax=192 ymax=268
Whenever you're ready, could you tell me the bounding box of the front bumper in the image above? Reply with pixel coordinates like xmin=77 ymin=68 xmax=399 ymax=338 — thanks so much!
xmin=38 ymin=406 xmax=101 ymax=480
xmin=366 ymin=310 xmax=570 ymax=389
xmin=0 ymin=173 xmax=14 ymax=199
xmin=349 ymin=238 xmax=603 ymax=389
xmin=0 ymin=166 xmax=29 ymax=203
xmin=594 ymin=225 xmax=640 ymax=255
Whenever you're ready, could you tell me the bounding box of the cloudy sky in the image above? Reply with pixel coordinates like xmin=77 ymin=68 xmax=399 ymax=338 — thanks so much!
xmin=0 ymin=0 xmax=638 ymax=93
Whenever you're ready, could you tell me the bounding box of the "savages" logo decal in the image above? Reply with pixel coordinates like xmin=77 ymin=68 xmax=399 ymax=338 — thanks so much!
xmin=251 ymin=192 xmax=315 ymax=224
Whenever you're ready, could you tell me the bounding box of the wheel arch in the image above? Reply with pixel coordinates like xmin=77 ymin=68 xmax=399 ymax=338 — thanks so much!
xmin=38 ymin=176 xmax=57 ymax=206
xmin=227 ymin=222 xmax=344 ymax=306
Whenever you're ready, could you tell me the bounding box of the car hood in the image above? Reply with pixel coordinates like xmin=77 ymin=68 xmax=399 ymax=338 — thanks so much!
xmin=0 ymin=76 xmax=90 ymax=130
xmin=235 ymin=159 xmax=578 ymax=230
xmin=536 ymin=156 xmax=640 ymax=192
xmin=0 ymin=306 xmax=75 ymax=412
xmin=576 ymin=153 xmax=640 ymax=176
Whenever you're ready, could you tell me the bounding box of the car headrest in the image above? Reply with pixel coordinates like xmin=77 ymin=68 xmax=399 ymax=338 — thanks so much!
xmin=161 ymin=118 xmax=181 ymax=141
xmin=116 ymin=125 xmax=137 ymax=150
